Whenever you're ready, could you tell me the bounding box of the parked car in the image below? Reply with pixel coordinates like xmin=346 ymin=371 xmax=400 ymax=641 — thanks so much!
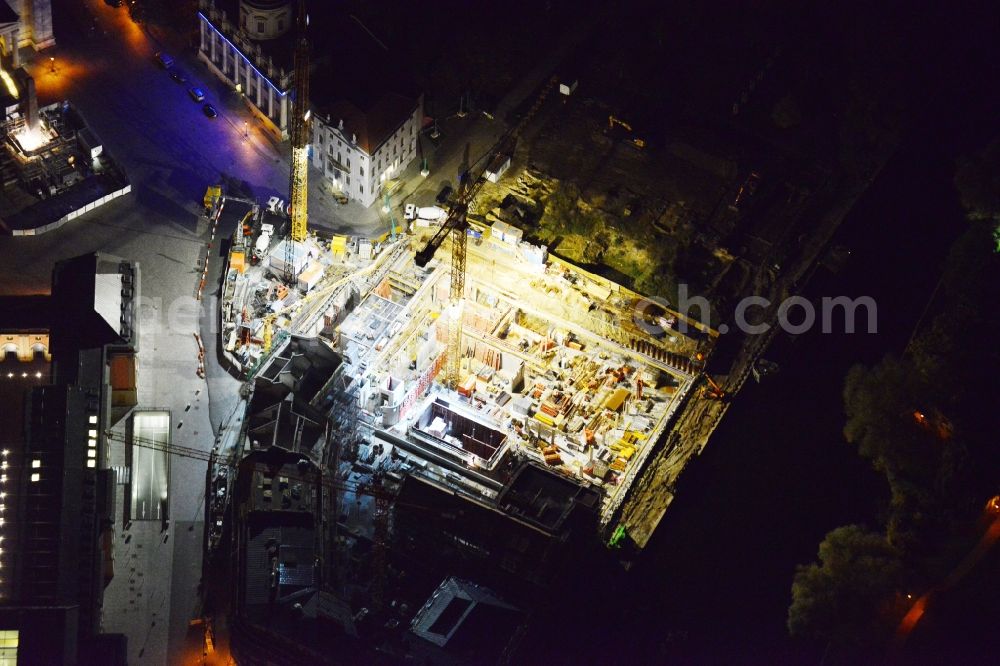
xmin=155 ymin=52 xmax=174 ymax=68
xmin=436 ymin=184 xmax=453 ymax=204
xmin=169 ymin=69 xmax=187 ymax=84
xmin=188 ymin=87 xmax=205 ymax=102
xmin=202 ymin=104 xmax=218 ymax=118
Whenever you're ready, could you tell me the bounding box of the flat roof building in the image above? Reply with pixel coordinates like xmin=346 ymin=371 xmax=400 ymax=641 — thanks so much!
xmin=0 ymin=253 xmax=137 ymax=665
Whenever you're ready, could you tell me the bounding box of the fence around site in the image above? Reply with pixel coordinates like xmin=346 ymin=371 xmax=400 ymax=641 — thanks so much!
xmin=7 ymin=184 xmax=133 ymax=236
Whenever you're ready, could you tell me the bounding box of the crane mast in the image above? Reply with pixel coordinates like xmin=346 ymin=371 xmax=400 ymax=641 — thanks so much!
xmin=446 ymin=200 xmax=468 ymax=388
xmin=288 ymin=0 xmax=310 ymax=250
xmin=414 ymin=76 xmax=557 ymax=390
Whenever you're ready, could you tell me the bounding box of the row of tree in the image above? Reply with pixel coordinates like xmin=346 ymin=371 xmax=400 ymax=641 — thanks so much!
xmin=787 ymin=161 xmax=1000 ymax=658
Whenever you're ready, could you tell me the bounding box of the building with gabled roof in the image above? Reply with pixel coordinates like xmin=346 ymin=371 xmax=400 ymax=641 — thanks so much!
xmin=197 ymin=0 xmax=423 ymax=207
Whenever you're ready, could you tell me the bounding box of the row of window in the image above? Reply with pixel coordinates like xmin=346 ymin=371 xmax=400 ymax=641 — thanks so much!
xmin=318 ymin=115 xmax=417 ymax=170
xmin=373 ymin=121 xmax=417 ymax=172
xmin=26 ymin=415 xmax=98 ymax=485
xmin=0 ymin=630 xmax=16 ymax=666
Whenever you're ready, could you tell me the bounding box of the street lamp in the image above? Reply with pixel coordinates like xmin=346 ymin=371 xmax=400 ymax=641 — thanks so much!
xmin=49 ymin=57 xmax=55 ymax=73
xmin=243 ymin=122 xmax=249 ymax=140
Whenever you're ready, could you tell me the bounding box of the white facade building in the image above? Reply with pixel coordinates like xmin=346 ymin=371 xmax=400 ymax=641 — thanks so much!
xmin=198 ymin=1 xmax=293 ymax=141
xmin=1 ymin=0 xmax=55 ymax=67
xmin=311 ymin=94 xmax=423 ymax=208
xmin=238 ymin=0 xmax=291 ymax=41
xmin=197 ymin=0 xmax=423 ymax=208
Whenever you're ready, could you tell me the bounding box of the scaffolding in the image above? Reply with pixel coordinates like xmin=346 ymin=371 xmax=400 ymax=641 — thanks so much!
xmin=314 ymin=362 xmax=361 ymax=585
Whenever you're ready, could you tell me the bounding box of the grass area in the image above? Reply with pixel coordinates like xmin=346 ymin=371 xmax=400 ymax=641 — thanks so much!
xmin=475 ymin=156 xmax=717 ymax=304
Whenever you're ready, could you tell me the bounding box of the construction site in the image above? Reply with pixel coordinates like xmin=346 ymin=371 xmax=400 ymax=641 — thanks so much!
xmin=210 ymin=152 xmax=719 ymax=657
xmin=198 ymin=2 xmax=722 ymax=659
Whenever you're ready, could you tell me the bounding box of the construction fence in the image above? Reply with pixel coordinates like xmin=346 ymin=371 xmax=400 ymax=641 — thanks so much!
xmin=8 ymin=183 xmax=132 ymax=236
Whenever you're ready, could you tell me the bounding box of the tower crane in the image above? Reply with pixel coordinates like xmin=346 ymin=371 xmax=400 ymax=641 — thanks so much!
xmin=414 ymin=76 xmax=558 ymax=389
xmin=285 ymin=0 xmax=311 ymax=282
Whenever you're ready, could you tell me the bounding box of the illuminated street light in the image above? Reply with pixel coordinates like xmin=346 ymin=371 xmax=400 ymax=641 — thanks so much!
xmin=243 ymin=122 xmax=249 ymax=140
xmin=49 ymin=57 xmax=55 ymax=73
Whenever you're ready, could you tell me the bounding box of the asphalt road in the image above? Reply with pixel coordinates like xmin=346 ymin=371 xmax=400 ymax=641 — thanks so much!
xmin=0 ymin=1 xmax=266 ymax=661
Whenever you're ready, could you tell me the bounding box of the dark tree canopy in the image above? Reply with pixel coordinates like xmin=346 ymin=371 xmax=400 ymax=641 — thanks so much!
xmin=791 ymin=216 xmax=1000 ymax=656
xmin=788 ymin=525 xmax=903 ymax=648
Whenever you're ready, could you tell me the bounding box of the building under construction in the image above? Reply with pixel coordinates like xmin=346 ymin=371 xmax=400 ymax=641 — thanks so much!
xmin=220 ymin=198 xmax=716 ymax=658
xmin=213 ymin=7 xmax=718 ymax=660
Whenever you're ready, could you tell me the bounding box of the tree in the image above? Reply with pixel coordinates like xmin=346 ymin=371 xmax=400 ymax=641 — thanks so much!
xmin=842 ymin=358 xmax=936 ymax=487
xmin=788 ymin=525 xmax=904 ymax=650
xmin=793 ymin=150 xmax=1000 ymax=658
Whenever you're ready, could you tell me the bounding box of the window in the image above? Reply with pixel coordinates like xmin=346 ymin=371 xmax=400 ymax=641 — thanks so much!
xmin=31 ymin=459 xmax=40 ymax=468
xmin=257 ymin=19 xmax=265 ymax=33
xmin=0 ymin=630 xmax=17 ymax=666
xmin=346 ymin=175 xmax=351 ymax=186
xmin=278 ymin=19 xmax=284 ymax=32
xmin=360 ymin=185 xmax=364 ymax=194
xmin=30 ymin=473 xmax=40 ymax=483
xmin=360 ymin=167 xmax=364 ymax=177
xmin=87 ymin=459 xmax=96 ymax=469
xmin=89 ymin=415 xmax=98 ymax=424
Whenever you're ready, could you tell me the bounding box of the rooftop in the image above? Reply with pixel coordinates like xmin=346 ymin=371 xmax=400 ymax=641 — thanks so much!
xmin=314 ymin=93 xmax=418 ymax=155
xmin=239 ymin=445 xmax=323 ymax=514
xmin=409 ymin=577 xmax=522 ymax=658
